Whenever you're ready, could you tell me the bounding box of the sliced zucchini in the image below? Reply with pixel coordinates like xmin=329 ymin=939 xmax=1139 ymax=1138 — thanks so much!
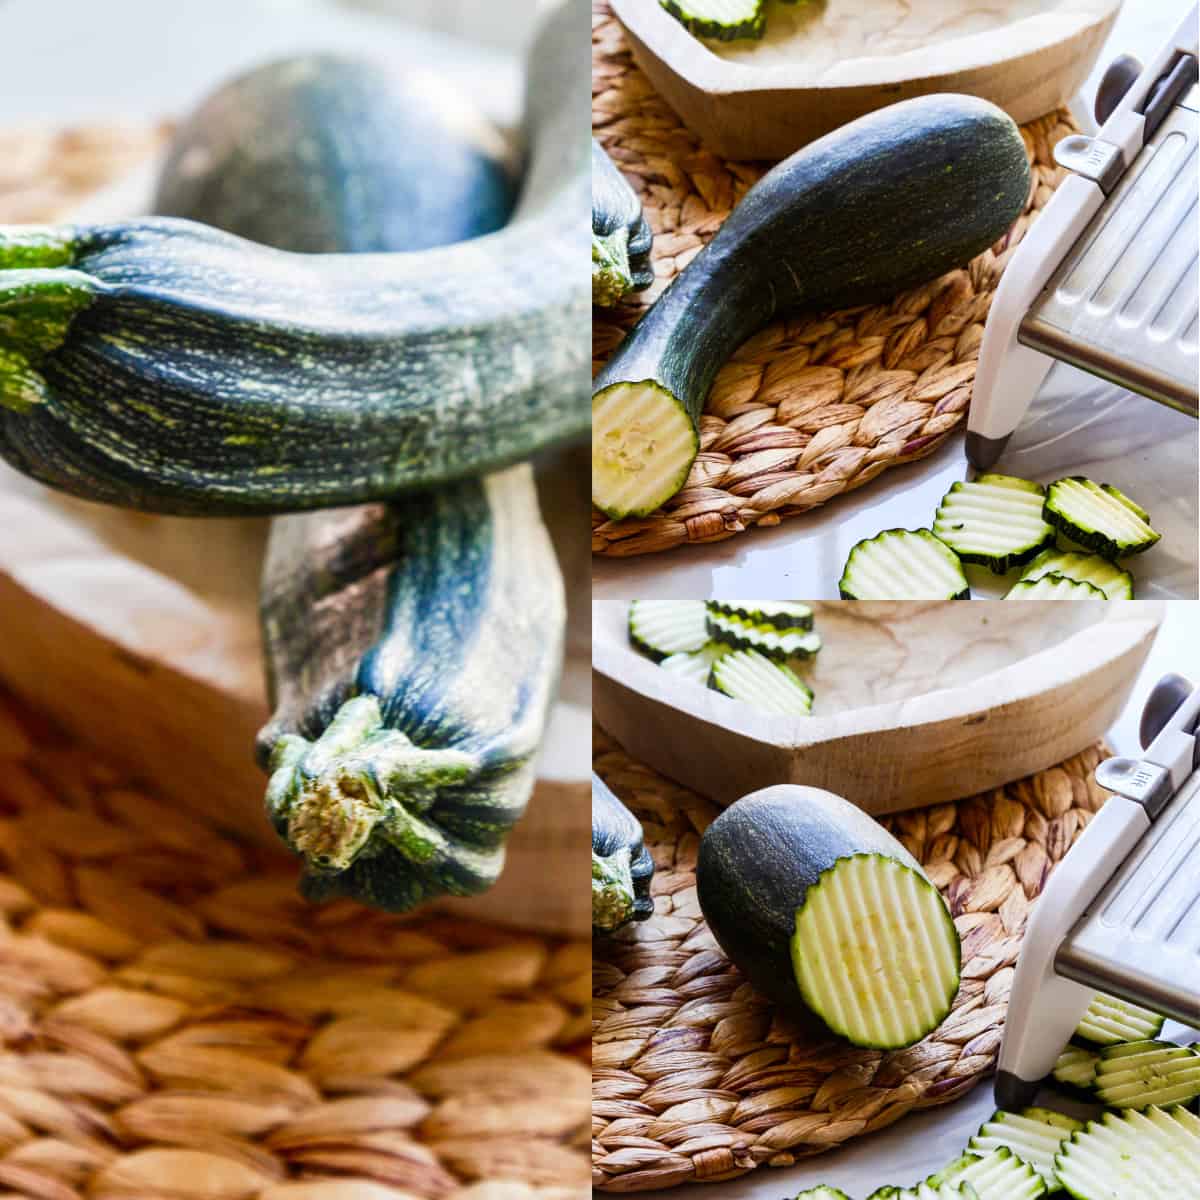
xmin=791 ymin=853 xmax=960 ymax=1050
xmin=1043 ymin=478 xmax=1160 ymax=559
xmin=968 ymin=1108 xmax=1082 ymax=1191
xmin=1092 ymin=1039 xmax=1200 ymax=1109
xmin=705 ymin=609 xmax=822 ymax=662
xmin=839 ymin=529 xmax=970 ymax=600
xmin=1051 ymin=1046 xmax=1099 ymax=1096
xmin=1018 ymin=550 xmax=1134 ymax=601
xmin=932 ymin=475 xmax=1055 ymax=573
xmin=1005 ymin=573 xmax=1106 ymax=600
xmin=938 ymin=1147 xmax=1047 ymax=1199
xmin=659 ymin=0 xmax=766 ymax=41
xmin=593 ymin=381 xmax=699 ymax=519
xmin=628 ymin=599 xmax=708 ymax=661
xmin=709 ymin=649 xmax=814 ymax=716
xmin=1074 ymin=992 xmax=1165 ymax=1046
xmin=792 ymin=1189 xmax=853 ymax=1200
xmin=707 ymin=600 xmax=813 ymax=631
xmin=660 ymin=642 xmax=728 ymax=686
xmin=1054 ymin=1105 xmax=1200 ymax=1199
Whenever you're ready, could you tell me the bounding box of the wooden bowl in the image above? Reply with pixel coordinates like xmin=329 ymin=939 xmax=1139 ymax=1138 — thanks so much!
xmin=593 ymin=599 xmax=1162 ymax=814
xmin=611 ymin=0 xmax=1121 ymax=159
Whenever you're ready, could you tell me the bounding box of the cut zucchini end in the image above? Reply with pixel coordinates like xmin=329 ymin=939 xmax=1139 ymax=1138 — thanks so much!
xmin=839 ymin=529 xmax=970 ymax=600
xmin=592 ymin=379 xmax=698 ymax=519
xmin=791 ymin=854 xmax=960 ymax=1050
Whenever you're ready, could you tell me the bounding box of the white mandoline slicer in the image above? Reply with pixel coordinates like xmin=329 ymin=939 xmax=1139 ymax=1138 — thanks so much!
xmin=996 ymin=672 xmax=1200 ymax=1109
xmin=966 ymin=6 xmax=1199 ymax=469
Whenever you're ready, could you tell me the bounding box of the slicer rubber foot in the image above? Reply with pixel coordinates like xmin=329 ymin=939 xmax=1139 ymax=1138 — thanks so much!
xmin=995 ymin=1070 xmax=1041 ymax=1110
xmin=965 ymin=430 xmax=1012 ymax=471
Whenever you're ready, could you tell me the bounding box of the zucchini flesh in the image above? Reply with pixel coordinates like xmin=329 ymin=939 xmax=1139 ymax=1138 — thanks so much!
xmin=1019 ymin=550 xmax=1134 ymax=601
xmin=705 ymin=609 xmax=822 ymax=661
xmin=1043 ymin=478 xmax=1160 ymax=559
xmin=1092 ymin=1040 xmax=1200 ymax=1109
xmin=709 ymin=649 xmax=814 ymax=715
xmin=659 ymin=0 xmax=766 ymax=41
xmin=968 ymin=1108 xmax=1082 ymax=1191
xmin=707 ymin=600 xmax=813 ymax=630
xmin=1054 ymin=1106 xmax=1200 ymax=1199
xmin=660 ymin=642 xmax=728 ymax=686
xmin=793 ymin=1189 xmax=852 ymax=1200
xmin=628 ymin=599 xmax=709 ymax=661
xmin=1005 ymin=573 xmax=1106 ymax=600
xmin=1051 ymin=1046 xmax=1099 ymax=1094
xmin=932 ymin=475 xmax=1054 ymax=573
xmin=1074 ymin=992 xmax=1165 ymax=1046
xmin=839 ymin=529 xmax=970 ymax=600
xmin=790 ymin=854 xmax=960 ymax=1049
xmin=939 ymin=1148 xmax=1047 ymax=1199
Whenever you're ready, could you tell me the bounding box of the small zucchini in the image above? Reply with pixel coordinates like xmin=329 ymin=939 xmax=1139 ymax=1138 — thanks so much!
xmin=592 ymin=773 xmax=655 ymax=933
xmin=592 ymin=140 xmax=653 ymax=307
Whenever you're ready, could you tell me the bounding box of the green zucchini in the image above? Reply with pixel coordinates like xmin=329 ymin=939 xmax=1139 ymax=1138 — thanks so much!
xmin=592 ymin=94 xmax=1030 ymax=519
xmin=0 ymin=3 xmax=588 ymax=515
xmin=696 ymin=786 xmax=961 ymax=1048
xmin=1074 ymin=992 xmax=1165 ymax=1046
xmin=1018 ymin=551 xmax=1134 ymax=601
xmin=708 ymin=649 xmax=814 ymax=715
xmin=705 ymin=608 xmax=822 ymax=661
xmin=1005 ymin=574 xmax=1106 ymax=600
xmin=1050 ymin=1046 xmax=1099 ymax=1098
xmin=628 ymin=599 xmax=709 ymax=661
xmin=935 ymin=1149 xmax=1046 ymax=1199
xmin=660 ymin=642 xmax=728 ymax=686
xmin=793 ymin=1189 xmax=853 ymax=1200
xmin=968 ymin=1108 xmax=1082 ymax=1192
xmin=839 ymin=529 xmax=970 ymax=600
xmin=1092 ymin=1040 xmax=1200 ymax=1109
xmin=707 ymin=600 xmax=813 ymax=630
xmin=660 ymin=0 xmax=766 ymax=41
xmin=592 ymin=774 xmax=655 ymax=933
xmin=1043 ymin=478 xmax=1161 ymax=559
xmin=932 ymin=475 xmax=1055 ymax=574
xmin=592 ymin=140 xmax=653 ymax=306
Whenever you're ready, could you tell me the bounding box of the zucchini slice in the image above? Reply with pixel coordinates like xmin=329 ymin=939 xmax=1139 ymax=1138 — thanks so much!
xmin=659 ymin=0 xmax=766 ymax=41
xmin=1054 ymin=1106 xmax=1200 ymax=1199
xmin=932 ymin=475 xmax=1055 ymax=573
xmin=793 ymin=1189 xmax=853 ymax=1200
xmin=1005 ymin=573 xmax=1106 ymax=600
xmin=1074 ymin=992 xmax=1165 ymax=1046
xmin=705 ymin=609 xmax=822 ymax=662
xmin=839 ymin=529 xmax=970 ymax=600
xmin=1092 ymin=1040 xmax=1200 ymax=1109
xmin=938 ymin=1148 xmax=1047 ymax=1199
xmin=707 ymin=600 xmax=814 ymax=631
xmin=870 ymin=1179 xmax=981 ymax=1199
xmin=1051 ymin=1046 xmax=1099 ymax=1096
xmin=660 ymin=642 xmax=728 ymax=686
xmin=1018 ymin=550 xmax=1134 ymax=601
xmin=968 ymin=1108 xmax=1082 ymax=1192
xmin=628 ymin=599 xmax=708 ymax=661
xmin=1043 ymin=478 xmax=1160 ymax=559
xmin=709 ymin=650 xmax=814 ymax=716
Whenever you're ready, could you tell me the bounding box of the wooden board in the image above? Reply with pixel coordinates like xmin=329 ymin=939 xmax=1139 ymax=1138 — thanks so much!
xmin=593 ymin=599 xmax=1162 ymax=814
xmin=610 ymin=0 xmax=1119 ymax=159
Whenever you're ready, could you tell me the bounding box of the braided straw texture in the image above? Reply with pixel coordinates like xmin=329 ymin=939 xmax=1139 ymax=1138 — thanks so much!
xmin=591 ymin=2 xmax=1079 ymax=557
xmin=592 ymin=725 xmax=1111 ymax=1192
xmin=0 ymin=687 xmax=589 ymax=1200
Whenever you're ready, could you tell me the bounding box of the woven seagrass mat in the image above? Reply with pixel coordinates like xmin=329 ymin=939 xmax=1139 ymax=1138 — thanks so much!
xmin=592 ymin=724 xmax=1112 ymax=1192
xmin=591 ymin=2 xmax=1080 ymax=557
xmin=0 ymin=687 xmax=589 ymax=1200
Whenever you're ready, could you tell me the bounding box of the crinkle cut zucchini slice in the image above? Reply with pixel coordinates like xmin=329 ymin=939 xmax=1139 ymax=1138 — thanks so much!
xmin=708 ymin=649 xmax=814 ymax=716
xmin=659 ymin=0 xmax=766 ymax=41
xmin=1043 ymin=477 xmax=1160 ymax=559
xmin=628 ymin=599 xmax=708 ymax=661
xmin=1006 ymin=573 xmax=1106 ymax=600
xmin=839 ymin=529 xmax=969 ymax=600
xmin=932 ymin=474 xmax=1055 ymax=574
xmin=1019 ymin=550 xmax=1133 ymax=600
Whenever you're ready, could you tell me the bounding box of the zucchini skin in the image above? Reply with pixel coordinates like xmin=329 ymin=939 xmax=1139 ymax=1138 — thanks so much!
xmin=592 ymin=773 xmax=655 ymax=933
xmin=0 ymin=3 xmax=589 ymax=516
xmin=592 ymin=139 xmax=653 ymax=306
xmin=592 ymin=94 xmax=1030 ymax=517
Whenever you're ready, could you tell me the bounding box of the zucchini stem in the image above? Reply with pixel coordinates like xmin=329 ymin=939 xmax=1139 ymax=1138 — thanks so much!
xmin=592 ymin=847 xmax=636 ymax=932
xmin=592 ymin=228 xmax=633 ymax=307
xmin=0 ymin=226 xmax=77 ymax=270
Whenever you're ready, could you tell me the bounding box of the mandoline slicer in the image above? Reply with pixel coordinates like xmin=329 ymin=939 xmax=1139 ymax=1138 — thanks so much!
xmin=996 ymin=672 xmax=1200 ymax=1109
xmin=967 ymin=5 xmax=1199 ymax=469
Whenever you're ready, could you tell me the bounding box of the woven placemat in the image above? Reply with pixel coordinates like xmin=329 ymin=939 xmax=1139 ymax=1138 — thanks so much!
xmin=0 ymin=687 xmax=589 ymax=1200
xmin=591 ymin=2 xmax=1079 ymax=557
xmin=592 ymin=724 xmax=1111 ymax=1192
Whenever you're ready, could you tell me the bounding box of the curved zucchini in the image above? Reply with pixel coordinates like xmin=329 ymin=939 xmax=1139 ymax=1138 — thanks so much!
xmin=592 ymin=139 xmax=653 ymax=306
xmin=0 ymin=3 xmax=588 ymax=515
xmin=592 ymin=94 xmax=1030 ymax=519
xmin=592 ymin=773 xmax=655 ymax=933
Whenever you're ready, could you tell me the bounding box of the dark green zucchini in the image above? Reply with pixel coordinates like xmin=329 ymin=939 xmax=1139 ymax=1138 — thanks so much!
xmin=696 ymin=785 xmax=961 ymax=1048
xmin=592 ymin=773 xmax=654 ymax=933
xmin=592 ymin=139 xmax=653 ymax=306
xmin=592 ymin=94 xmax=1030 ymax=519
xmin=0 ymin=2 xmax=588 ymax=516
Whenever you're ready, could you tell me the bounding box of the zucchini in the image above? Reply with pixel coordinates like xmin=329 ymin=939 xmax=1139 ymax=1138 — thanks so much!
xmin=839 ymin=529 xmax=970 ymax=600
xmin=705 ymin=608 xmax=822 ymax=661
xmin=0 ymin=2 xmax=589 ymax=515
xmin=155 ymin=56 xmax=515 ymax=254
xmin=1051 ymin=1046 xmax=1099 ymax=1097
xmin=935 ymin=1148 xmax=1046 ymax=1199
xmin=1005 ymin=574 xmax=1106 ymax=600
xmin=793 ymin=1190 xmax=853 ymax=1200
xmin=1054 ymin=1106 xmax=1200 ymax=1199
xmin=591 ymin=94 xmax=1030 ymax=519
xmin=696 ymin=786 xmax=961 ymax=1048
xmin=968 ymin=1109 xmax=1082 ymax=1192
xmin=660 ymin=0 xmax=766 ymax=41
xmin=1074 ymin=992 xmax=1165 ymax=1047
xmin=1018 ymin=551 xmax=1134 ymax=601
xmin=1043 ymin=478 xmax=1161 ymax=559
xmin=660 ymin=642 xmax=728 ymax=686
xmin=592 ymin=774 xmax=655 ymax=933
xmin=628 ymin=599 xmax=709 ymax=661
xmin=1092 ymin=1040 xmax=1200 ymax=1109
xmin=932 ymin=475 xmax=1055 ymax=574
xmin=708 ymin=649 xmax=814 ymax=715
xmin=592 ymin=140 xmax=653 ymax=306
xmin=707 ymin=600 xmax=813 ymax=630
